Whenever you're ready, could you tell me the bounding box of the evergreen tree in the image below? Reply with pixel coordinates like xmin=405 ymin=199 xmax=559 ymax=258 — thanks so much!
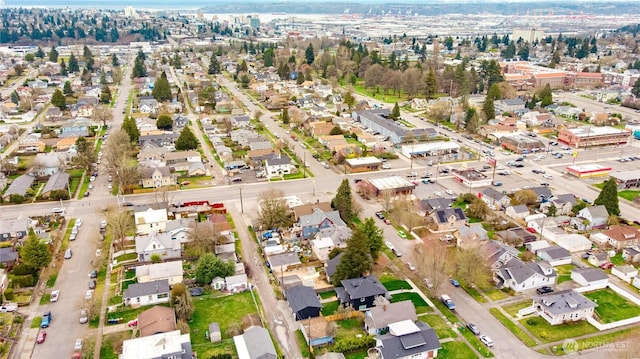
xmin=263 ymin=48 xmax=274 ymax=67
xmin=343 ymin=92 xmax=355 ymax=109
xmin=464 ymin=108 xmax=479 ymax=134
xmin=156 ymin=114 xmax=173 ymax=130
xmin=483 ymin=82 xmax=501 ymax=119
xmin=424 ymin=69 xmax=437 ymax=100
xmin=132 ymin=51 xmax=147 ymax=78
xmin=152 ymin=71 xmax=172 ymax=102
xmin=281 ymin=107 xmax=289 ymax=124
xmin=538 ymin=84 xmax=553 ymax=107
xmin=208 ymin=56 xmax=221 ymax=74
xmin=305 ymin=43 xmax=315 ymax=65
xmin=63 ymin=81 xmax=73 ymax=96
xmin=360 ymin=217 xmax=384 ymax=261
xmin=20 ymin=229 xmax=52 ymax=269
xmin=48 ymin=47 xmax=58 ymax=62
xmin=68 ymin=53 xmax=79 ymax=73
xmin=51 ymin=88 xmax=66 ymax=110
xmin=100 ymin=85 xmax=112 ymax=104
xmin=594 ymin=178 xmax=620 ymax=216
xmin=239 ymin=60 xmax=248 ymax=73
xmin=59 ymin=59 xmax=68 ymax=76
xmin=390 ymin=102 xmax=401 ymax=120
xmin=35 ymin=46 xmax=45 ymax=58
xmin=10 ymin=91 xmax=19 ymax=105
xmin=632 ymin=78 xmax=640 ymax=98
xmin=332 ymin=229 xmax=373 ymax=284
xmin=122 ymin=116 xmax=140 ymax=143
xmin=111 ymin=53 xmax=120 ymax=66
xmin=175 ymin=126 xmax=198 ymax=150
xmin=332 ymin=179 xmax=353 ymax=223
xmin=172 ymin=53 xmax=182 ymax=69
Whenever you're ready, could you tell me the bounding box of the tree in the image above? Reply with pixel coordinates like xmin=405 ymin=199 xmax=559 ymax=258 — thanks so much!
xmin=59 ymin=59 xmax=68 ymax=76
xmin=390 ymin=102 xmax=401 ymax=120
xmin=332 ymin=229 xmax=373 ymax=284
xmin=63 ymin=81 xmax=73 ymax=96
xmin=208 ymin=56 xmax=221 ymax=75
xmin=281 ymin=107 xmax=289 ymax=124
xmin=107 ymin=208 xmax=135 ymax=250
xmin=73 ymin=136 xmax=97 ymax=173
xmin=20 ymin=229 xmax=52 ymax=269
xmin=305 ymin=43 xmax=315 ymax=65
xmin=483 ymin=82 xmax=501 ymax=120
xmin=171 ymin=283 xmax=194 ymax=321
xmin=467 ymin=198 xmax=490 ymax=220
xmin=424 ymin=69 xmax=438 ymax=100
xmin=464 ymin=108 xmax=479 ymax=134
xmin=360 ymin=217 xmax=384 ymax=260
xmin=258 ymin=189 xmax=294 ymax=230
xmin=537 ymin=84 xmax=553 ymax=107
xmin=100 ymin=85 xmax=112 ymax=104
xmin=632 ymin=78 xmax=640 ymax=98
xmin=10 ymin=91 xmax=19 ymax=105
xmin=51 ymin=89 xmax=66 ymax=110
xmin=332 ymin=179 xmax=353 ymax=223
xmin=111 ymin=53 xmax=120 ymax=67
xmin=343 ymin=92 xmax=355 ymax=109
xmin=455 ymin=247 xmax=492 ymax=288
xmin=175 ymin=126 xmax=198 ymax=150
xmin=194 ymin=253 xmax=235 ymax=285
xmin=93 ymin=105 xmax=114 ymax=128
xmin=511 ymin=189 xmax=538 ymax=206
xmin=156 ymin=114 xmax=173 ymax=130
xmin=152 ymin=71 xmax=172 ymax=102
xmin=187 ymin=222 xmax=223 ymax=256
xmin=594 ymin=178 xmax=620 ymax=216
xmin=547 ymin=204 xmax=557 ymax=217
xmin=35 ymin=46 xmax=45 ymax=58
xmin=263 ymin=48 xmax=275 ymax=67
xmin=48 ymin=47 xmax=58 ymax=62
xmin=103 ymin=129 xmax=139 ymax=194
xmin=417 ymin=240 xmax=453 ymax=295
xmin=68 ymin=53 xmax=79 ymax=73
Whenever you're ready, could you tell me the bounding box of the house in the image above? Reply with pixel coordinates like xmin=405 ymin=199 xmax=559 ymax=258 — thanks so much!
xmin=233 ymin=326 xmax=277 ymax=359
xmin=285 ymin=285 xmax=322 ymax=320
xmin=602 ymin=225 xmax=640 ymax=250
xmin=530 ymin=186 xmax=554 ymax=202
xmin=0 ymin=247 xmax=19 ymax=267
xmin=265 ymin=155 xmax=293 ymax=179
xmin=267 ymin=252 xmax=301 ymax=274
xmin=552 ymin=233 xmax=593 ymax=253
xmin=587 ymin=252 xmax=609 ymax=267
xmin=505 ymin=205 xmax=530 ymax=220
xmin=2 ymin=174 xmax=35 ymax=201
xmin=364 ymin=301 xmax=417 ymax=335
xmin=456 ymin=223 xmax=489 ymax=249
xmin=138 ymin=306 xmax=176 ymax=337
xmin=139 ymin=166 xmax=177 ymax=188
xmin=572 ymin=205 xmax=609 ymax=230
xmin=315 ymin=226 xmax=353 ymax=250
xmin=32 ymin=152 xmax=63 ymax=176
xmin=41 ymin=171 xmax=69 ymax=199
xmin=536 ymin=246 xmax=572 ymax=266
xmin=430 ymin=208 xmax=467 ymax=232
xmin=225 ymin=274 xmax=249 ymax=293
xmin=416 ymin=197 xmax=454 ymax=216
xmin=311 ymin=237 xmax=336 ymax=262
xmin=123 ymin=279 xmax=170 ymax=307
xmin=165 ymin=218 xmax=195 ymax=245
xmin=299 ymin=208 xmax=347 ymax=240
xmin=121 ymin=330 xmax=192 ymax=359
xmin=531 ymin=289 xmax=597 ymax=325
xmin=325 ymin=252 xmax=344 ymax=284
xmin=481 ymin=187 xmax=511 ymax=209
xmin=571 ymin=267 xmax=609 ymax=287
xmin=541 ymin=194 xmax=576 ymax=215
xmin=134 ymin=208 xmax=168 ymax=235
xmin=335 ymin=276 xmax=389 ymax=310
xmin=495 ymin=227 xmax=537 ymax=246
xmin=494 ymin=258 xmax=556 ymax=292
xmin=208 ymin=323 xmax=222 ymax=343
xmin=135 ymin=261 xmax=183 ymax=285
xmin=375 ymin=320 xmax=441 ymax=359
xmin=135 ymin=232 xmax=181 ymax=262
xmin=0 ymin=217 xmax=31 ymax=242
xmin=17 ymin=134 xmax=45 ymax=153
xmin=622 ymin=246 xmax=640 ymax=263
xmin=611 ymin=265 xmax=638 ymax=283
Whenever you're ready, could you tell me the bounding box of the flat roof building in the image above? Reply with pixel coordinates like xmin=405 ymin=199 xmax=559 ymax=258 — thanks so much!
xmin=565 ymin=164 xmax=612 ymax=178
xmin=451 ymin=168 xmax=493 ymax=188
xmin=345 ymin=157 xmax=382 ymax=173
xmin=558 ymin=126 xmax=630 ymax=148
xmin=610 ymin=170 xmax=640 ymax=189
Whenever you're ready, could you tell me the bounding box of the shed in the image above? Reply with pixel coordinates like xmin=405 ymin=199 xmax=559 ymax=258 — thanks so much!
xmin=208 ymin=322 xmax=221 ymax=343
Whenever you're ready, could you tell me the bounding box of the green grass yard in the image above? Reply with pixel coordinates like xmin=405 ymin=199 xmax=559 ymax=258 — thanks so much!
xmin=584 ymin=288 xmax=640 ymax=323
xmin=502 ymin=301 xmax=533 ymax=317
xmin=489 ymin=308 xmax=538 ymax=347
xmin=556 ymin=264 xmax=575 ymax=284
xmin=380 ymin=278 xmax=412 ymax=291
xmin=321 ymin=301 xmax=340 ymax=316
xmin=390 ymin=292 xmax=430 ymax=314
xmin=439 ymin=340 xmax=478 ymax=359
xmin=519 ymin=316 xmax=598 ymax=343
xmin=420 ymin=314 xmax=456 ymax=339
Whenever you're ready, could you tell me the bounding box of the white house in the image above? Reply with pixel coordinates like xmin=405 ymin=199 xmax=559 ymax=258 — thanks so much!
xmin=121 ymin=330 xmax=193 ymax=359
xmin=135 ymin=208 xmax=168 ymax=235
xmin=311 ymin=237 xmax=335 ymax=262
xmin=531 ymin=289 xmax=597 ymax=325
xmin=571 ymin=267 xmax=609 ymax=287
xmin=135 ymin=232 xmax=182 ymax=262
xmin=611 ymin=265 xmax=638 ymax=283
xmin=495 ymin=258 xmax=557 ymax=293
xmin=552 ymin=234 xmax=592 ymax=253
xmin=536 ymin=246 xmax=572 ymax=266
xmin=123 ymin=279 xmax=170 ymax=307
xmin=265 ymin=155 xmax=293 ymax=179
xmin=135 ymin=261 xmax=184 ymax=285
xmin=225 ymin=274 xmax=249 ymax=292
xmin=505 ymin=205 xmax=530 ymax=220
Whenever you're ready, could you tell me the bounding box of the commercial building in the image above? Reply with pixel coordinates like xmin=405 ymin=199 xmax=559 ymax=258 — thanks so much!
xmin=558 ymin=126 xmax=630 ymax=148
xmin=357 ymin=176 xmax=416 ymax=197
xmin=500 ymin=134 xmax=545 ymax=154
xmin=451 ymin=169 xmax=493 ymax=188
xmin=565 ymin=164 xmax=612 ymax=178
xmin=344 ymin=157 xmax=382 ymax=173
xmin=400 ymin=141 xmax=460 ymax=159
xmin=610 ymin=170 xmax=640 ymax=189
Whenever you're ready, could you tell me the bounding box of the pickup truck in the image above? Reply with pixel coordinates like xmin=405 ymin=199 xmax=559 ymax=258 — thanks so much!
xmin=0 ymin=303 xmax=18 ymax=312
xmin=440 ymin=294 xmax=456 ymax=310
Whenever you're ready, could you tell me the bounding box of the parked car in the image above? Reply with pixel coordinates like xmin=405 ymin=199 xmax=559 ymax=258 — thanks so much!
xmin=406 ymin=262 xmax=416 ymax=271
xmin=385 ymin=241 xmax=395 ymax=250
xmin=41 ymin=311 xmax=52 ymax=328
xmin=375 ymin=212 xmax=385 ymax=220
xmin=600 ymin=262 xmax=614 ymax=270
xmin=89 ymin=280 xmax=96 ymax=289
xmin=79 ymin=310 xmax=88 ymax=324
xmin=479 ymin=335 xmax=494 ymax=347
xmin=392 ymin=248 xmax=403 ymax=257
xmin=0 ymin=303 xmax=18 ymax=312
xmin=74 ymin=339 xmax=83 ymax=352
xmin=536 ymin=286 xmax=554 ymax=294
xmin=50 ymin=290 xmax=60 ymax=302
xmin=466 ymin=323 xmax=480 ymax=335
xmin=397 ymin=230 xmax=407 ymax=239
xmin=450 ymin=279 xmax=460 ymax=287
xmin=89 ymin=270 xmax=97 ymax=279
xmin=423 ymin=278 xmax=434 ymax=289
xmin=383 ymin=218 xmax=391 ymax=225
xmin=36 ymin=331 xmax=47 ymax=344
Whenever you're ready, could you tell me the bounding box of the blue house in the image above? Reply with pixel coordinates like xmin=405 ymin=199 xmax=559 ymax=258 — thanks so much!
xmin=298 ymin=208 xmax=346 ymax=240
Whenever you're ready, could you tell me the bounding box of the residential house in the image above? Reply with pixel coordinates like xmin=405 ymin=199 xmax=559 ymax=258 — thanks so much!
xmin=622 ymin=246 xmax=640 ymax=263
xmin=121 ymin=330 xmax=192 ymax=359
xmin=536 ymin=246 xmax=572 ymax=266
xmin=45 ymin=106 xmax=62 ymax=121
xmin=59 ymin=118 xmax=91 ymax=138
xmin=571 ymin=267 xmax=609 ymax=287
xmin=530 ymin=186 xmax=554 ymax=203
xmin=0 ymin=247 xmax=19 ymax=267
xmin=364 ymin=301 xmax=417 ymax=335
xmin=315 ymin=226 xmax=352 ymax=251
xmin=285 ymin=285 xmax=322 ymax=320
xmin=587 ymin=252 xmax=610 ymax=267
xmin=495 ymin=227 xmax=537 ymax=246
xmin=123 ymin=279 xmax=171 ymax=307
xmin=188 ymin=162 xmax=206 ymax=176
xmin=505 ymin=205 xmax=530 ymax=220
xmin=335 ymin=276 xmax=389 ymax=310
xmin=292 ymin=202 xmax=333 ymax=221
xmin=233 ymin=326 xmax=277 ymax=359
xmin=265 ymin=155 xmax=293 ymax=179
xmin=135 ymin=232 xmax=181 ymax=262
xmin=138 ymin=306 xmax=176 ymax=337
xmin=135 ymin=261 xmax=184 ymax=285
xmin=611 ymin=265 xmax=638 ymax=283
xmin=17 ymin=134 xmax=45 ymax=153
xmin=429 ymin=208 xmax=467 ymax=232
xmin=416 ymin=197 xmax=454 ymax=216
xmin=139 ymin=166 xmax=177 ymax=188
xmin=138 ymin=132 xmax=180 ymax=148
xmin=33 ymin=152 xmax=63 ymax=176
xmin=41 ymin=171 xmax=69 ymax=199
xmin=267 ymin=252 xmax=301 ymax=275
xmin=165 ymin=218 xmax=195 ymax=246
xmin=494 ymin=257 xmax=556 ymax=292
xmin=531 ymin=289 xmax=597 ymax=325
xmin=231 ymin=115 xmax=251 ymax=128
xmin=162 ymin=150 xmax=201 ymax=166
xmin=0 ymin=217 xmax=30 ymax=242
xmin=2 ymin=174 xmax=35 ymax=201
xmin=299 ymin=208 xmax=347 ymax=240
xmin=134 ymin=208 xmax=168 ymax=235
xmin=572 ymin=205 xmax=609 ymax=230
xmin=481 ymin=187 xmax=511 ymax=209
xmin=138 ymin=96 xmax=159 ymax=113
xmin=311 ymin=237 xmax=336 ymax=262
xmin=456 ymin=223 xmax=489 ymax=249
xmin=375 ymin=320 xmax=441 ymax=359
xmin=602 ymin=225 xmax=640 ymax=250
xmin=541 ymin=194 xmax=577 ymax=215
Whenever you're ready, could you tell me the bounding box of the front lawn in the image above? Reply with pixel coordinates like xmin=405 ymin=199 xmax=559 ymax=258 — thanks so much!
xmin=390 ymin=292 xmax=430 ymax=314
xmin=458 ymin=325 xmax=494 ymax=357
xmin=502 ymin=301 xmax=533 ymax=317
xmin=421 ymin=314 xmax=456 ymax=339
xmin=321 ymin=301 xmax=340 ymax=316
xmin=584 ymin=288 xmax=640 ymax=323
xmin=519 ymin=316 xmax=598 ymax=343
xmin=381 ymin=279 xmax=411 ymax=291
xmin=489 ymin=308 xmax=538 ymax=347
xmin=439 ymin=340 xmax=478 ymax=359
xmin=482 ymin=286 xmax=508 ymax=301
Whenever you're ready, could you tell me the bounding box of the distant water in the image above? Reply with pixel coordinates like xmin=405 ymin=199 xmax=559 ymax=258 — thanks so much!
xmin=2 ymin=0 xmax=209 ymax=10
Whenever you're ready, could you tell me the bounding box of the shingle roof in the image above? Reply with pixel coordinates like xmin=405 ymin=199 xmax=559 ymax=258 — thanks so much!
xmin=572 ymin=267 xmax=608 ymax=282
xmin=365 ymin=301 xmax=417 ymax=330
xmin=376 ymin=321 xmax=441 ymax=359
xmin=138 ymin=306 xmax=176 ymax=337
xmin=3 ymin=174 xmax=35 ymax=198
xmin=340 ymin=276 xmax=387 ymax=300
xmin=285 ymin=285 xmax=321 ymax=314
xmin=42 ymin=171 xmax=69 ymax=194
xmin=434 ymin=208 xmax=466 ymax=224
xmin=532 ymin=289 xmax=597 ymax=316
xmin=537 ymin=245 xmax=571 ymax=260
xmin=124 ymin=279 xmax=170 ymax=299
xmin=326 ymin=252 xmax=344 ymax=278
xmin=299 ymin=208 xmax=346 ymax=228
xmin=240 ymin=326 xmax=277 ymax=359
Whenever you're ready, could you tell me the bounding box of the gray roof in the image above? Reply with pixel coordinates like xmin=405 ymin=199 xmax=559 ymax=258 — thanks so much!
xmin=339 ymin=275 xmax=387 ymax=300
xmin=537 ymin=245 xmax=571 ymax=260
xmin=554 ymin=194 xmax=577 ymax=206
xmin=0 ymin=247 xmax=18 ymax=263
xmin=316 ymin=353 xmax=346 ymax=359
xmin=300 ymin=208 xmax=346 ymax=228
xmin=326 ymin=252 xmax=344 ymax=278
xmin=42 ymin=171 xmax=69 ymax=194
xmin=482 ymin=187 xmax=508 ymax=201
xmin=434 ymin=208 xmax=466 ymax=224
xmin=365 ymin=301 xmax=417 ymax=330
xmin=584 ymin=205 xmax=610 ymax=219
xmin=124 ymin=279 xmax=170 ymax=299
xmin=572 ymin=267 xmax=608 ymax=282
xmin=3 ymin=174 xmax=35 ymax=198
xmin=267 ymin=252 xmax=301 ymax=268
xmin=532 ymin=289 xmax=597 ymax=316
xmin=285 ymin=285 xmax=322 ymax=313
xmin=241 ymin=326 xmax=277 ymax=359
xmin=531 ymin=186 xmax=553 ymax=199
xmin=509 ymin=204 xmax=530 ymax=214
xmin=266 ymin=155 xmax=291 ymax=166
xmin=376 ymin=321 xmax=441 ymax=359
xmin=417 ymin=197 xmax=453 ymax=212
xmin=499 ymin=258 xmax=555 ymax=285
xmin=165 ymin=217 xmax=195 ymax=233
xmin=457 ymin=223 xmax=489 ymax=242
xmin=209 ymin=322 xmax=220 ymax=334
xmin=135 ymin=232 xmax=177 ymax=254
xmin=0 ymin=217 xmax=30 ymax=236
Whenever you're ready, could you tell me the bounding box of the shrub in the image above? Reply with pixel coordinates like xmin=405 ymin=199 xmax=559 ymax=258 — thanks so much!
xmin=4 ymin=289 xmax=14 ymax=301
xmin=332 ymin=335 xmax=374 ymax=352
xmin=526 ymin=318 xmax=538 ymax=326
xmin=11 ymin=274 xmax=36 ymax=288
xmin=12 ymin=264 xmax=37 ymax=276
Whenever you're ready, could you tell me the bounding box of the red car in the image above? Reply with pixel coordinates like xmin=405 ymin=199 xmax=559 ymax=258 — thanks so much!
xmin=526 ymin=227 xmax=537 ymax=233
xmin=36 ymin=331 xmax=46 ymax=344
xmin=600 ymin=262 xmax=614 ymax=270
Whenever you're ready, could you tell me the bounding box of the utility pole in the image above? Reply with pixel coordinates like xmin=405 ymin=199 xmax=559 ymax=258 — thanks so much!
xmin=239 ymin=187 xmax=244 ymax=213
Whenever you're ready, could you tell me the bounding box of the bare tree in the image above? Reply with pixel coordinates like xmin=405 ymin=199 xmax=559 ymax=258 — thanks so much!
xmin=187 ymin=221 xmax=222 ymax=256
xmin=103 ymin=129 xmax=139 ymax=193
xmin=107 ymin=208 xmax=135 ymax=251
xmin=380 ymin=189 xmax=395 ymax=212
xmin=455 ymin=245 xmax=493 ymax=288
xmin=417 ymin=240 xmax=454 ymax=295
xmin=258 ymin=188 xmax=294 ymax=230
xmin=93 ymin=105 xmax=114 ymax=128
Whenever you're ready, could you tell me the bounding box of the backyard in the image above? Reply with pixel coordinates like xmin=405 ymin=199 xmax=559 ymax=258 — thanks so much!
xmin=584 ymin=288 xmax=640 ymax=323
xmin=556 ymin=264 xmax=574 ymax=284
